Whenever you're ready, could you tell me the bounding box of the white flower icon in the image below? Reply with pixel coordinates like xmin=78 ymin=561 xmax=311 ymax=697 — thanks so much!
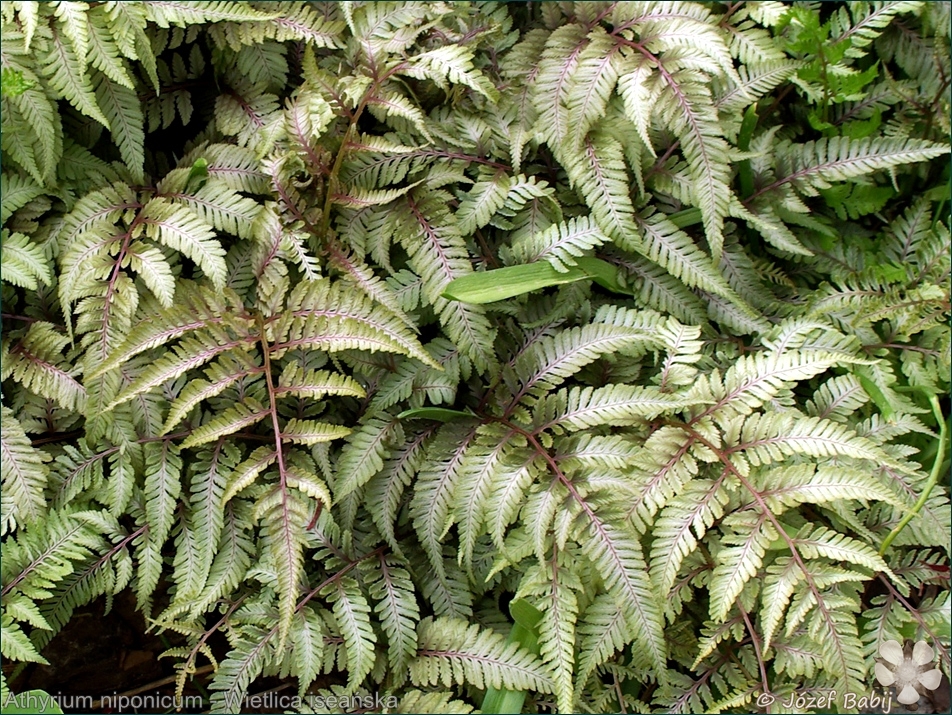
xmin=874 ymin=639 xmax=944 ymax=705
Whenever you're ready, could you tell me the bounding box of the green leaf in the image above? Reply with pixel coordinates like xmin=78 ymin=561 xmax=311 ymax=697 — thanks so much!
xmin=397 ymin=408 xmax=475 ymax=422
xmin=441 ymin=257 xmax=628 ymax=304
xmin=185 ymin=157 xmax=209 ymax=192
xmin=481 ymin=600 xmax=543 ymax=715
xmin=858 ymin=375 xmax=895 ymax=421
xmin=0 ymin=69 xmax=33 ymax=98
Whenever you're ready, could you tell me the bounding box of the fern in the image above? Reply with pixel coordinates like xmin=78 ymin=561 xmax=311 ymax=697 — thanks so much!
xmin=0 ymin=407 xmax=49 ymax=533
xmin=1 ymin=2 xmax=949 ymax=712
xmin=411 ymin=618 xmax=554 ymax=693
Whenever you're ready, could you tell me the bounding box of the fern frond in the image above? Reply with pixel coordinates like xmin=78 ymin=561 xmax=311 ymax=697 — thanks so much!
xmin=141 ymin=198 xmax=228 ymax=289
xmin=181 ymin=399 xmax=270 ymax=449
xmin=697 ymin=349 xmax=850 ymax=421
xmin=1 ymin=508 xmax=110 ymax=602
xmin=143 ymin=441 xmax=182 ymax=548
xmin=127 ymin=241 xmax=176 ymax=307
xmin=728 ymin=200 xmax=813 ymax=256
xmin=575 ymin=593 xmax=631 ymax=688
xmin=509 ymin=320 xmax=661 ymax=406
xmin=365 ymin=342 xmax=458 ymax=417
xmin=106 ymin=333 xmax=255 ymax=413
xmin=1 ymin=173 xmax=43 ymax=223
xmin=454 ymin=426 xmax=518 ymax=572
xmin=162 ymin=353 xmax=262 ymax=432
xmin=287 ymin=607 xmax=324 ymax=697
xmin=209 ymin=625 xmax=276 ymax=713
xmin=1 ymin=231 xmax=51 ymax=290
xmin=508 ymin=215 xmax=611 ymax=273
xmin=793 ymin=525 xmax=892 ymax=576
xmin=577 ymin=511 xmax=667 ymax=678
xmin=194 ymin=143 xmax=270 ymax=194
xmin=257 ymin=485 xmax=309 ymax=648
xmin=563 ymin=134 xmax=639 ymax=244
xmin=753 ymin=136 xmax=949 ymax=200
xmin=57 ymin=182 xmax=137 ymax=297
xmin=0 ymin=407 xmax=49 ymax=532
xmin=215 ymin=84 xmax=283 ymax=154
xmin=333 ymin=416 xmax=403 ymax=500
xmin=805 ymin=593 xmax=868 ymax=693
xmin=418 ymin=554 xmax=474 ymax=620
xmin=410 ymin=422 xmax=480 ymax=576
xmin=632 ymin=210 xmax=758 ymax=322
xmin=327 ymin=576 xmax=377 ymax=690
xmin=708 ymin=513 xmax=773 ymax=622
xmin=280 ymin=419 xmax=351 ymax=446
xmin=333 ymin=184 xmax=420 ymax=210
xmin=485 ymin=450 xmax=540 ymax=550
xmin=144 ymin=1 xmax=276 ymax=28
xmin=176 ymin=443 xmax=242 ymax=604
xmin=89 ymin=283 xmax=252 ymax=379
xmin=760 ymin=557 xmax=802 ymax=652
xmin=167 ymin=183 xmax=261 ymax=240
xmin=273 ymin=278 xmax=437 ymax=367
xmin=517 ymin=558 xmax=581 ymax=713
xmin=880 ymin=197 xmax=933 ymax=265
xmin=402 ymin=45 xmax=499 ymax=101
xmin=1 ymin=615 xmax=48 ymax=664
xmin=277 ymin=364 xmax=364 ymax=400
xmin=222 ymin=446 xmax=276 ymax=505
xmin=3 ymin=322 xmax=86 ymax=413
xmin=607 ymin=251 xmax=708 ymax=324
xmin=736 ymin=412 xmax=900 ymax=468
xmin=652 ymin=66 xmax=732 ymax=258
xmin=753 ymin=464 xmax=903 ymax=513
xmin=455 ymin=170 xmax=511 ymax=236
xmin=209 ymin=2 xmax=342 ymax=50
xmin=534 ymin=384 xmax=696 ymax=432
xmin=532 ymin=24 xmax=588 ymax=147
xmin=397 ymin=193 xmax=497 ymax=372
xmin=564 ymin=28 xmax=622 ymax=149
xmin=715 ymin=61 xmax=799 ymax=114
xmin=327 ymin=251 xmax=414 ymax=330
xmin=365 ymin=426 xmax=433 ymax=554
xmin=831 ymin=1 xmax=924 ymax=58
xmin=365 ymin=556 xmax=420 ymax=681
xmin=410 ymin=617 xmax=554 ymax=693
xmin=85 ymin=6 xmax=135 ymax=89
xmin=92 ymin=72 xmax=144 ymax=181
xmin=651 ymin=477 xmax=729 ymax=594
xmin=366 ymin=90 xmax=432 ymax=140
xmin=41 ymin=26 xmax=108 ymax=128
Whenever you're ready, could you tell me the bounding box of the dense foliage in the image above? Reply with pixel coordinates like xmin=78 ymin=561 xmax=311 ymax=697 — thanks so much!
xmin=1 ymin=2 xmax=950 ymax=713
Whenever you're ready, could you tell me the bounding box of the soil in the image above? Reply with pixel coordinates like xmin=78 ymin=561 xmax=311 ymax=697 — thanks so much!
xmin=5 ymin=592 xmax=207 ymax=713
xmin=4 ymin=592 xmax=333 ymax=714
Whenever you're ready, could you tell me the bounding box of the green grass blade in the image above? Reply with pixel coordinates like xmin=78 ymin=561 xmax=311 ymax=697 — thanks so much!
xmin=442 ymin=258 xmax=629 ymax=304
xmin=481 ymin=600 xmax=544 ymax=715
